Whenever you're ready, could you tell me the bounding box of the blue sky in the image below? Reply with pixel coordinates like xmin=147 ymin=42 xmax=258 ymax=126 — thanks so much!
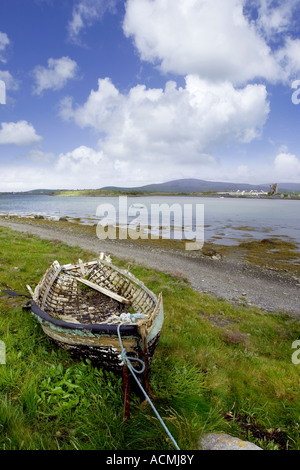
xmin=1 ymin=0 xmax=300 ymax=191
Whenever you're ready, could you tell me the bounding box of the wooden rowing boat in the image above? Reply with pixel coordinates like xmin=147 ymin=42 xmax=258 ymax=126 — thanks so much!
xmin=26 ymin=254 xmax=163 ymax=375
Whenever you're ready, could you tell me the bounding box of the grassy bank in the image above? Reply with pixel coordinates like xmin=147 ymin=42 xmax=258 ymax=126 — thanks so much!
xmin=53 ymin=189 xmax=195 ymax=197
xmin=50 ymin=189 xmax=299 ymax=199
xmin=0 ymin=226 xmax=299 ymax=450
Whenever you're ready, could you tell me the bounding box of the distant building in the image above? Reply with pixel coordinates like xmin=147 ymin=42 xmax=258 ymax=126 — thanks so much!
xmin=269 ymin=184 xmax=279 ymax=195
xmin=217 ymin=189 xmax=268 ymax=197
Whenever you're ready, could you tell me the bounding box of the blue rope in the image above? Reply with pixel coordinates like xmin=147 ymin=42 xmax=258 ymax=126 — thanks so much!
xmin=117 ymin=323 xmax=180 ymax=451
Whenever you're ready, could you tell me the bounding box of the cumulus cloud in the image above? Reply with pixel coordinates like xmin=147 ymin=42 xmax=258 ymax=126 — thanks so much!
xmin=3 ymin=146 xmax=300 ymax=192
xmin=32 ymin=57 xmax=79 ymax=95
xmin=68 ymin=0 xmax=119 ymax=43
xmin=123 ymin=0 xmax=282 ymax=84
xmin=123 ymin=0 xmax=300 ymax=84
xmin=252 ymin=0 xmax=299 ymax=38
xmin=57 ymin=145 xmax=104 ymax=172
xmin=60 ymin=75 xmax=269 ymax=168
xmin=275 ymin=38 xmax=300 ymax=80
xmin=0 ymin=121 xmax=42 ymax=146
xmin=0 ymin=70 xmax=19 ymax=91
xmin=274 ymin=152 xmax=300 ymax=180
xmin=0 ymin=33 xmax=19 ymax=97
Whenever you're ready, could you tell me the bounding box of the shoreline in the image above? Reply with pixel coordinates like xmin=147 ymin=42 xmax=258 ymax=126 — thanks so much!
xmin=1 ymin=191 xmax=300 ymax=200
xmin=0 ymin=215 xmax=299 ymax=317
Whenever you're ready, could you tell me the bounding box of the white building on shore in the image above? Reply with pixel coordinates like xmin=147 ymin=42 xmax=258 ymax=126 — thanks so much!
xmin=217 ymin=189 xmax=268 ymax=197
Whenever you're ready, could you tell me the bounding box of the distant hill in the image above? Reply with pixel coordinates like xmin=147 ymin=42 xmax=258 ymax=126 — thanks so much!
xmin=276 ymin=183 xmax=300 ymax=192
xmin=0 ymin=189 xmax=56 ymax=196
xmin=22 ymin=189 xmax=56 ymax=195
xmin=101 ymin=178 xmax=300 ymax=194
xmin=0 ymin=189 xmax=69 ymax=196
xmin=1 ymin=179 xmax=300 ymax=196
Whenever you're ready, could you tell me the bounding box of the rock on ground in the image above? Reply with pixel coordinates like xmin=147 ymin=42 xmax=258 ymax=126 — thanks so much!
xmin=199 ymin=433 xmax=263 ymax=450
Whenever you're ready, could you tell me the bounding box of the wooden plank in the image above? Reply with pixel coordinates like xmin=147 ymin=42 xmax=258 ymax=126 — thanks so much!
xmin=41 ymin=262 xmax=62 ymax=309
xmin=122 ymin=363 xmax=130 ymax=420
xmin=63 ymin=261 xmax=98 ymax=271
xmin=78 ymin=259 xmax=86 ymax=277
xmin=26 ymin=285 xmax=34 ymax=298
xmin=77 ymin=277 xmax=131 ymax=305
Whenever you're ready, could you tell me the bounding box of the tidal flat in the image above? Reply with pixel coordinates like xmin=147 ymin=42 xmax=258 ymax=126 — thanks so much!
xmin=0 ymin=215 xmax=299 ymax=315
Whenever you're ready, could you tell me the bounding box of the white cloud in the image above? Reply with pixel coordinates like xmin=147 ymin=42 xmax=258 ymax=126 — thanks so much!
xmin=60 ymin=75 xmax=269 ymax=169
xmin=68 ymin=0 xmax=119 ymax=43
xmin=0 ymin=121 xmax=42 ymax=146
xmin=253 ymin=0 xmax=298 ymax=38
xmin=2 ymin=146 xmax=299 ymax=192
xmin=204 ymin=150 xmax=300 ymax=185
xmin=274 ymin=152 xmax=300 ymax=180
xmin=0 ymin=70 xmax=19 ymax=91
xmin=32 ymin=57 xmax=79 ymax=95
xmin=60 ymin=77 xmax=120 ymax=129
xmin=123 ymin=0 xmax=300 ymax=84
xmin=123 ymin=0 xmax=282 ymax=84
xmin=0 ymin=32 xmax=9 ymax=50
xmin=0 ymin=31 xmax=9 ymax=62
xmin=0 ymin=144 xmax=217 ymax=191
xmin=57 ymin=145 xmax=104 ymax=172
xmin=275 ymin=38 xmax=300 ymax=80
xmin=56 ymin=1 xmax=299 ymax=188
xmin=0 ymin=33 xmax=19 ymax=96
xmin=0 ymin=80 xmax=5 ymax=105
xmin=238 ymin=150 xmax=300 ymax=184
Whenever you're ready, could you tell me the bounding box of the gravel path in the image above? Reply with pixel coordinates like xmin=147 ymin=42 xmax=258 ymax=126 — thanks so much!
xmin=0 ymin=218 xmax=299 ymax=317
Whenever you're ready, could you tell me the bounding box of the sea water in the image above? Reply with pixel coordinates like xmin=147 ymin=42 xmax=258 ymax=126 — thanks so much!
xmin=0 ymin=194 xmax=299 ymax=248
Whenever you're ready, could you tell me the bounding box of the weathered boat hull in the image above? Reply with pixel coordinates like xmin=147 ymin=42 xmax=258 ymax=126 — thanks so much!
xmin=28 ymin=257 xmax=164 ymax=372
xmin=30 ymin=296 xmax=163 ymax=371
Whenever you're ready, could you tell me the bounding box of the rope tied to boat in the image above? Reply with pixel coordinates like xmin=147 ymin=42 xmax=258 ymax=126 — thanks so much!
xmin=117 ymin=323 xmax=180 ymax=451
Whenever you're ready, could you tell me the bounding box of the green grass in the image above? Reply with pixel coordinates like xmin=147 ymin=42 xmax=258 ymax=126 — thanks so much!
xmin=0 ymin=226 xmax=299 ymax=450
xmin=53 ymin=189 xmax=195 ymax=197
